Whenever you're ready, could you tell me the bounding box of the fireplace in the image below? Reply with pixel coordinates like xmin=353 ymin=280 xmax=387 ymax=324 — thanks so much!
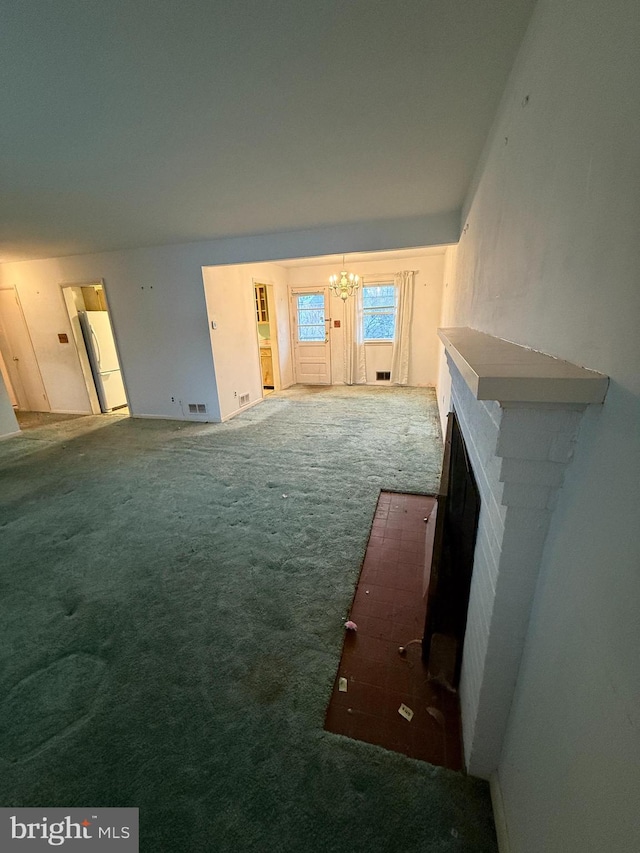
xmin=434 ymin=328 xmax=608 ymax=777
xmin=423 ymin=411 xmax=480 ymax=687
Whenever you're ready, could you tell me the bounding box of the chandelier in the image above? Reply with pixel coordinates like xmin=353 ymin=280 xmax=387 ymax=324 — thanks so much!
xmin=329 ymin=255 xmax=359 ymax=301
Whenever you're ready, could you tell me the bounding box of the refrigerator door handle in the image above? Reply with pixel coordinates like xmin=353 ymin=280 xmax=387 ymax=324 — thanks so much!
xmin=91 ymin=325 xmax=102 ymax=368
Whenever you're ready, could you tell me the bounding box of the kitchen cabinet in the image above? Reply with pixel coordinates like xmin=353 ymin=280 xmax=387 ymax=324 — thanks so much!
xmin=260 ymin=347 xmax=274 ymax=388
xmin=255 ymin=285 xmax=269 ymax=323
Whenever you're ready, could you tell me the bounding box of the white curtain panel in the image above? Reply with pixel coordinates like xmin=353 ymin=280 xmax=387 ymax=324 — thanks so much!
xmin=390 ymin=270 xmax=415 ymax=385
xmin=343 ymin=285 xmax=367 ymax=385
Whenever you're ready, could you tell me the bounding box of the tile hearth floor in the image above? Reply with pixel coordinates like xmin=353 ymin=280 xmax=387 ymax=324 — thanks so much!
xmin=324 ymin=491 xmax=463 ymax=770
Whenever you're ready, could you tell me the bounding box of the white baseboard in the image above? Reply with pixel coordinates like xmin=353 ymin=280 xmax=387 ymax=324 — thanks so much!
xmin=220 ymin=396 xmax=263 ymax=422
xmin=0 ymin=429 xmax=21 ymax=441
xmin=131 ymin=413 xmax=221 ymax=424
xmin=490 ymin=771 xmax=511 ymax=853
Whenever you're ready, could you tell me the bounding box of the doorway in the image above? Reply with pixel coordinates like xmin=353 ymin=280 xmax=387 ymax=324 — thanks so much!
xmin=0 ymin=288 xmax=50 ymax=412
xmin=290 ymin=288 xmax=331 ymax=384
xmin=254 ymin=281 xmax=283 ymax=395
xmin=61 ymin=283 xmax=128 ymax=414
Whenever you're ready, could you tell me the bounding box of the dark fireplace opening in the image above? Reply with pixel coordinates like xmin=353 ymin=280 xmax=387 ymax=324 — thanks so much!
xmin=423 ymin=410 xmax=481 ymax=687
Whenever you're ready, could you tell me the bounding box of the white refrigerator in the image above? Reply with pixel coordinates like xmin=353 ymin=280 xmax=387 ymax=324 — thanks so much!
xmin=78 ymin=310 xmax=127 ymax=412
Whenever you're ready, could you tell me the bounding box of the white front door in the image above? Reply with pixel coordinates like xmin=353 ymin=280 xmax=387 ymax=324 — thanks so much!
xmin=291 ymin=289 xmax=331 ymax=385
xmin=0 ymin=289 xmax=50 ymax=412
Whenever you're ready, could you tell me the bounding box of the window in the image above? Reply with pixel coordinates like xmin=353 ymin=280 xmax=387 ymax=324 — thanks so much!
xmin=296 ymin=292 xmax=326 ymax=342
xmin=362 ymin=284 xmax=396 ymax=341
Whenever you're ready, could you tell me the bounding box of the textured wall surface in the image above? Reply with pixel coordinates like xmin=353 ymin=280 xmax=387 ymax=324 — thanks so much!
xmin=439 ymin=0 xmax=640 ymax=849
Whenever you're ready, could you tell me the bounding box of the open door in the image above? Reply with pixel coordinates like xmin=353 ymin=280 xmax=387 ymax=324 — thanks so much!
xmin=290 ymin=288 xmax=331 ymax=384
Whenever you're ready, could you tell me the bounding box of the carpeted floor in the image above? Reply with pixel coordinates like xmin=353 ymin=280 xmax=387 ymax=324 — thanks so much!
xmin=0 ymin=386 xmax=497 ymax=852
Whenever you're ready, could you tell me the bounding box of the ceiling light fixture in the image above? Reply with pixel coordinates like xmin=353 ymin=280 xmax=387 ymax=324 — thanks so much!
xmin=329 ymin=255 xmax=359 ymax=301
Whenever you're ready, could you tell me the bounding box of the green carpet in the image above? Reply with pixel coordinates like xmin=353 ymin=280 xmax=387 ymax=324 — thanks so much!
xmin=0 ymin=386 xmax=497 ymax=852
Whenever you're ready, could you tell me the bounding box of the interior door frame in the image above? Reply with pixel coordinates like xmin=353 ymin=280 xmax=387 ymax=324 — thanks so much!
xmin=289 ymin=285 xmax=332 ymax=385
xmin=0 ymin=286 xmax=51 ymax=412
xmin=252 ymin=278 xmax=282 ymax=396
xmin=59 ymin=279 xmax=129 ymax=415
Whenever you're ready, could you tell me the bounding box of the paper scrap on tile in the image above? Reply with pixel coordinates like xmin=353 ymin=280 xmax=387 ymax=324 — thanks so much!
xmin=398 ymin=703 xmax=414 ymax=722
xmin=338 ymin=677 xmax=348 ymax=693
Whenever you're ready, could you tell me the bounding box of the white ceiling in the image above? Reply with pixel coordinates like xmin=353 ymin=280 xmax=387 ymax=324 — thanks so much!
xmin=0 ymin=0 xmax=536 ymax=263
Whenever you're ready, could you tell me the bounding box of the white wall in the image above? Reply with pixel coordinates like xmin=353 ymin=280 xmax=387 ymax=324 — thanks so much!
xmin=436 ymin=246 xmax=457 ymax=434
xmin=288 ymin=253 xmax=445 ymax=386
xmin=0 ymin=216 xmax=455 ymax=422
xmin=202 ymin=262 xmax=290 ymax=421
xmin=439 ymin=0 xmax=640 ymax=850
xmin=16 ymin=282 xmax=95 ymax=413
xmin=0 ymin=247 xmax=220 ymax=420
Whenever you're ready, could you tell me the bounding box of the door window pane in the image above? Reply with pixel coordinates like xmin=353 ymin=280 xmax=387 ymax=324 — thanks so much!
xmin=298 ymin=324 xmax=325 ymax=341
xmin=296 ymin=293 xmax=325 ymax=342
xmin=297 ymin=293 xmax=324 ymax=309
xmin=299 ymin=309 xmax=324 ymax=325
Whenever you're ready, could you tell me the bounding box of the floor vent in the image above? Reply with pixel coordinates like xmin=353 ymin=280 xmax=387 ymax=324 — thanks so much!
xmin=376 ymin=371 xmax=391 ymax=381
xmin=239 ymin=393 xmax=250 ymax=406
xmin=188 ymin=403 xmax=207 ymax=414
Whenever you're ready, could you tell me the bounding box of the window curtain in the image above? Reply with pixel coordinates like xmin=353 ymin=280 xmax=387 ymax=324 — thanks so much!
xmin=390 ymin=270 xmax=415 ymax=385
xmin=343 ymin=284 xmax=367 ymax=385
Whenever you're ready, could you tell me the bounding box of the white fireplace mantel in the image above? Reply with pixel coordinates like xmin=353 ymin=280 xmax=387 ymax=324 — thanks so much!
xmin=438 ymin=327 xmax=609 ymax=405
xmin=438 ymin=327 xmax=608 ymax=777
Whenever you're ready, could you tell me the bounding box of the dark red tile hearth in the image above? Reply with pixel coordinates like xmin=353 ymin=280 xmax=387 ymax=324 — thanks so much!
xmin=324 ymin=491 xmax=464 ymax=772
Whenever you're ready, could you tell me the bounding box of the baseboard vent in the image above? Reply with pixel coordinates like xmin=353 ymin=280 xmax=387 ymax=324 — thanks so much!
xmin=188 ymin=403 xmax=207 ymax=414
xmin=376 ymin=371 xmax=391 ymax=381
xmin=239 ymin=393 xmax=250 ymax=406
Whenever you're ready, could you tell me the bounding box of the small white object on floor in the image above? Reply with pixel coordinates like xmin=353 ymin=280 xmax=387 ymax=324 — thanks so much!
xmin=426 ymin=706 xmax=445 ymax=726
xmin=282 ymin=494 xmax=288 ymax=498
xmin=344 ymin=620 xmax=358 ymax=631
xmin=338 ymin=677 xmax=348 ymax=693
xmin=398 ymin=703 xmax=414 ymax=722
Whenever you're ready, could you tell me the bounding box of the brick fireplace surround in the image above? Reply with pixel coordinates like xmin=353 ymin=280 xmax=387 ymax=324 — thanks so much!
xmin=438 ymin=328 xmax=608 ymax=778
